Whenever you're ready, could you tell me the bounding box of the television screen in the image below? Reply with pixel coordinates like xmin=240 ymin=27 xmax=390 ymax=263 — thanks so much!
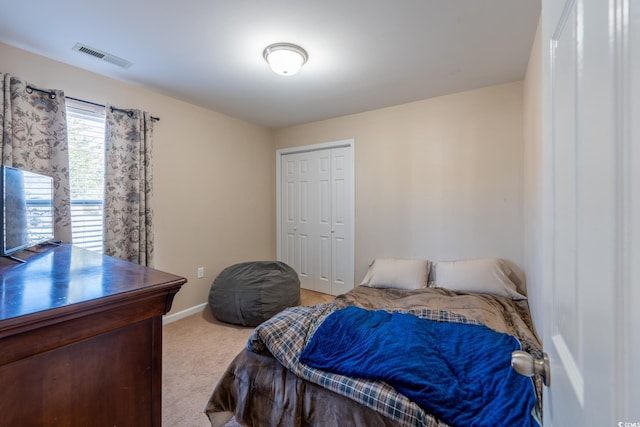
xmin=1 ymin=165 xmax=54 ymax=256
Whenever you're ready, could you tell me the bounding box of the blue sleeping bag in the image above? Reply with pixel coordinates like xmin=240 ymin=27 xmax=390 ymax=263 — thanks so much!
xmin=299 ymin=306 xmax=539 ymax=427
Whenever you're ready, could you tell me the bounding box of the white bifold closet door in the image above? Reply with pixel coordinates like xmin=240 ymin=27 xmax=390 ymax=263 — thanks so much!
xmin=280 ymin=145 xmax=353 ymax=296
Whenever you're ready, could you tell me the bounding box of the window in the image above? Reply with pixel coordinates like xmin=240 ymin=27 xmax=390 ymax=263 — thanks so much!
xmin=66 ymin=100 xmax=105 ymax=253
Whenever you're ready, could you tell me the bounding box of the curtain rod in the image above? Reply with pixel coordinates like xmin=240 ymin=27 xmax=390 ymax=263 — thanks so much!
xmin=26 ymin=85 xmax=160 ymax=122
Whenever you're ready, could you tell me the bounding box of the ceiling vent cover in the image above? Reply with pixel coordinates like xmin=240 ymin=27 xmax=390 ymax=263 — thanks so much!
xmin=72 ymin=43 xmax=133 ymax=69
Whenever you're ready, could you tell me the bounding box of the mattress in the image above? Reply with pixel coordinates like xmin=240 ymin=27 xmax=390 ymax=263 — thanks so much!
xmin=205 ymin=285 xmax=542 ymax=427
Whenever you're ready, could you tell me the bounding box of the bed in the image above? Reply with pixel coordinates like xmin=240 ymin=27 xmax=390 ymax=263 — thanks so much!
xmin=205 ymin=258 xmax=543 ymax=427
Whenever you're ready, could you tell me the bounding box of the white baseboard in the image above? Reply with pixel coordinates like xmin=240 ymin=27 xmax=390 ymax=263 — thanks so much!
xmin=162 ymin=302 xmax=208 ymax=325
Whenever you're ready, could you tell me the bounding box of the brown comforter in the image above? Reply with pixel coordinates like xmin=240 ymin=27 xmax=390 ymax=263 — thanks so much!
xmin=205 ymin=286 xmax=542 ymax=427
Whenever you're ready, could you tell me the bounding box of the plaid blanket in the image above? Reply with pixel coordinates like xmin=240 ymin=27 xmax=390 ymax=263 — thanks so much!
xmin=248 ymin=302 xmax=479 ymax=427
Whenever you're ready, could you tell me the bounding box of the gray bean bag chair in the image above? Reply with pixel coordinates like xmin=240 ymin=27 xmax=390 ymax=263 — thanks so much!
xmin=208 ymin=261 xmax=300 ymax=326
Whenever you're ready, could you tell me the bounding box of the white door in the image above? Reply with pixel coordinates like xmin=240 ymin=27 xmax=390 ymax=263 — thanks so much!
xmin=278 ymin=141 xmax=355 ymax=295
xmin=542 ymin=0 xmax=639 ymax=424
xmin=329 ymin=147 xmax=354 ymax=295
xmin=315 ymin=148 xmax=332 ymax=294
xmin=280 ymin=151 xmax=314 ymax=290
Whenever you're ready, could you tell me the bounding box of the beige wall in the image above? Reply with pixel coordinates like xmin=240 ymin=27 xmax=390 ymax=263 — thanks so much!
xmin=1 ymin=40 xmax=533 ymax=315
xmin=274 ymin=82 xmax=525 ymax=284
xmin=523 ymin=19 xmax=543 ymax=334
xmin=0 ymin=42 xmax=276 ymax=314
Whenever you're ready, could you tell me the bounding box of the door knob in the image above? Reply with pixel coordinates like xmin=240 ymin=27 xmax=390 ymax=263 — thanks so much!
xmin=331 ymin=229 xmax=335 ymax=233
xmin=511 ymin=350 xmax=551 ymax=386
xmin=294 ymin=227 xmax=297 ymax=231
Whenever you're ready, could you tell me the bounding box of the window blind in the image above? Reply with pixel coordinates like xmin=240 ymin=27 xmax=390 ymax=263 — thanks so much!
xmin=66 ymin=100 xmax=105 ymax=253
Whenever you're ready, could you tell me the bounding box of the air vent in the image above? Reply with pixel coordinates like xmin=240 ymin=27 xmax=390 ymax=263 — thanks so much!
xmin=72 ymin=43 xmax=133 ymax=69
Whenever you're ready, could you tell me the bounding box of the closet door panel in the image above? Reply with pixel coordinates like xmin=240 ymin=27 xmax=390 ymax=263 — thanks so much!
xmin=315 ymin=151 xmax=332 ymax=294
xmin=331 ymin=147 xmax=354 ymax=295
xmin=279 ymin=142 xmax=354 ymax=296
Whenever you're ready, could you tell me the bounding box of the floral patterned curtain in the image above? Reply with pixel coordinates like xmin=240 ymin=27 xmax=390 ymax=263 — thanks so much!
xmin=0 ymin=73 xmax=72 ymax=243
xmin=104 ymin=105 xmax=154 ymax=266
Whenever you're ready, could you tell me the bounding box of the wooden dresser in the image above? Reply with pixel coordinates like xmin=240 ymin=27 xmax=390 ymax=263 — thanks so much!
xmin=0 ymin=244 xmax=186 ymax=426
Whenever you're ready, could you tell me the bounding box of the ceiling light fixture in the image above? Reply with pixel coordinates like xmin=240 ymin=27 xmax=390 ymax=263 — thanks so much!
xmin=263 ymin=43 xmax=308 ymax=76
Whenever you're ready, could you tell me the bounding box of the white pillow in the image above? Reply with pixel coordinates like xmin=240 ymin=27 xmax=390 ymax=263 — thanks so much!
xmin=432 ymin=258 xmax=526 ymax=300
xmin=360 ymin=258 xmax=431 ymax=290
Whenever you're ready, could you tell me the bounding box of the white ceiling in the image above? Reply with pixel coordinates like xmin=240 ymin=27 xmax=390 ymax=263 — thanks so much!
xmin=0 ymin=0 xmax=540 ymax=129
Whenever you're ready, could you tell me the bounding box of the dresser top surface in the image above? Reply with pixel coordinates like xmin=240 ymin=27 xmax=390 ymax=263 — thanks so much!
xmin=0 ymin=244 xmax=186 ymax=323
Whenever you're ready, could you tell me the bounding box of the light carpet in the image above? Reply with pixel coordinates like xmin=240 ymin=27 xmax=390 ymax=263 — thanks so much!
xmin=162 ymin=289 xmax=334 ymax=427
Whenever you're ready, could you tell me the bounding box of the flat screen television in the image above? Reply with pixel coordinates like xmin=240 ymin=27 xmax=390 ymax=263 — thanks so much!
xmin=1 ymin=165 xmax=55 ymax=256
